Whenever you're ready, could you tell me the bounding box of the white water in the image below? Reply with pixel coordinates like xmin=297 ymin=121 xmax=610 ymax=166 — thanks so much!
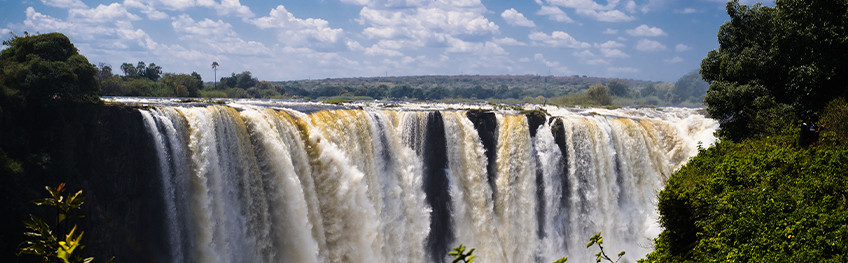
xmin=133 ymin=99 xmax=718 ymax=263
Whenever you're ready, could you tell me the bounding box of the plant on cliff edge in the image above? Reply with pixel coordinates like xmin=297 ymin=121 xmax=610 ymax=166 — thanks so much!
xmin=17 ymin=183 xmax=112 ymax=263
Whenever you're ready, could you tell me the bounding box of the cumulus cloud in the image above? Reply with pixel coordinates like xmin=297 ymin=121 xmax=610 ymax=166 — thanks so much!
xmin=534 ymin=53 xmax=560 ymax=67
xmin=502 ymin=8 xmax=536 ymax=27
xmin=576 ymin=9 xmax=635 ymax=22
xmin=519 ymin=57 xmax=530 ymax=62
xmin=40 ymin=0 xmax=87 ymax=9
xmin=594 ymin=41 xmax=629 ymax=58
xmin=572 ymin=49 xmax=607 ymax=65
xmin=357 ymin=5 xmax=498 ymax=40
xmin=603 ymin=28 xmax=618 ymax=34
xmin=675 ymin=8 xmax=697 ymax=14
xmin=250 ymin=5 xmax=344 ymax=46
xmin=365 ymin=44 xmax=404 ymax=56
xmin=664 ymin=56 xmax=683 ymax=63
xmin=624 ymin=0 xmax=637 ymax=13
xmin=608 ymin=67 xmax=639 ymax=73
xmin=536 ymin=6 xmax=574 ymax=23
xmin=626 ymin=24 xmax=666 ymax=37
xmin=529 ymin=31 xmax=591 ymax=48
xmin=123 ymin=0 xmax=169 ymax=20
xmin=635 ymin=39 xmax=666 ymax=52
xmin=446 ymin=37 xmax=506 ymax=55
xmin=68 ymin=4 xmax=141 ymax=24
xmin=128 ymin=0 xmax=253 ymax=18
xmin=547 ymin=0 xmax=617 ymax=10
xmin=675 ymin=44 xmax=692 ymax=52
xmin=493 ymin=37 xmax=527 ymax=46
xmin=172 ymin=15 xmax=269 ymax=55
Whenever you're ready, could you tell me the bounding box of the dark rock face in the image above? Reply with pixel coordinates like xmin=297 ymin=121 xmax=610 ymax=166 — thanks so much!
xmin=1 ymin=103 xmax=167 ymax=263
xmin=420 ymin=112 xmax=454 ymax=263
xmin=465 ymin=109 xmax=498 ymax=198
xmin=522 ymin=109 xmax=548 ymax=138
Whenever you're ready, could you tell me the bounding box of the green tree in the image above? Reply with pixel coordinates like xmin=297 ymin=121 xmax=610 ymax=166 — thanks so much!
xmin=701 ymin=0 xmax=848 ymax=141
xmin=606 ymin=79 xmax=629 ymax=97
xmin=0 ymin=32 xmax=100 ymax=103
xmin=211 ymin=61 xmax=218 ymax=89
xmin=587 ymin=84 xmax=611 ymax=105
xmin=670 ymin=70 xmax=708 ymax=104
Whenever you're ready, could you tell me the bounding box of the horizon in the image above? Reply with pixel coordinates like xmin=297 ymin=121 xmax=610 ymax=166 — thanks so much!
xmin=1 ymin=0 xmax=767 ymax=82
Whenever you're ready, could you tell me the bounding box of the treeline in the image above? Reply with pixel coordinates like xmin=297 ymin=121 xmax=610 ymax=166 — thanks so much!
xmin=282 ymin=71 xmax=707 ymax=106
xmin=93 ymin=60 xmax=708 ymax=106
xmin=97 ymin=63 xmax=286 ymax=99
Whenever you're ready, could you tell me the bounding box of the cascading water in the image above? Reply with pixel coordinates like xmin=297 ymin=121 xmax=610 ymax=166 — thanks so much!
xmin=129 ymin=98 xmax=717 ymax=263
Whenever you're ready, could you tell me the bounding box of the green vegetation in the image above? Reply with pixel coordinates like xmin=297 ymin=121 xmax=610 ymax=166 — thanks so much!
xmin=701 ymin=0 xmax=848 ymax=141
xmin=645 ymin=1 xmax=848 ymax=261
xmin=1 ymin=32 xmax=100 ymax=104
xmin=449 ymin=244 xmax=475 ymax=263
xmin=18 ymin=183 xmax=112 ymax=263
xmin=645 ymin=105 xmax=848 ymax=262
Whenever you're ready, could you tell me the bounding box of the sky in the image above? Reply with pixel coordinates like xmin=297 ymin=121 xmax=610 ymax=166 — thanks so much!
xmin=0 ymin=0 xmax=766 ymax=82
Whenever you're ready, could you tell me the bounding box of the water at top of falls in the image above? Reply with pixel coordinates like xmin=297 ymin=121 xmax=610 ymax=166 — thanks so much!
xmin=131 ymin=97 xmax=718 ymax=263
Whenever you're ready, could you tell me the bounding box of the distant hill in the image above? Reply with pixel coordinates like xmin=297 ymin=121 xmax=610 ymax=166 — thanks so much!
xmin=272 ymin=74 xmax=661 ymax=92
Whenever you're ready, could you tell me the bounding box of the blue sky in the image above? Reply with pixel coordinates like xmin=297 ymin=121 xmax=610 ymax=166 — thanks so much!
xmin=0 ymin=0 xmax=764 ymax=82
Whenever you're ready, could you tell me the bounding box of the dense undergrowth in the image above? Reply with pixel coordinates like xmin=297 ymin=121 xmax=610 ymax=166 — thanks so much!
xmin=643 ymin=98 xmax=848 ymax=262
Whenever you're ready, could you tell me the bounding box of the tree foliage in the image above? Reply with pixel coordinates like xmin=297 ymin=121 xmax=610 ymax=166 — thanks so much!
xmin=0 ymin=32 xmax=99 ymax=104
xmin=606 ymin=79 xmax=629 ymax=97
xmin=701 ymin=0 xmax=848 ymax=141
xmin=587 ymin=84 xmax=611 ymax=105
xmin=645 ymin=99 xmax=848 ymax=262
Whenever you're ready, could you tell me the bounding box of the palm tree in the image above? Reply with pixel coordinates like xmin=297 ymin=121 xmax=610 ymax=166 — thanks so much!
xmin=211 ymin=61 xmax=219 ymax=89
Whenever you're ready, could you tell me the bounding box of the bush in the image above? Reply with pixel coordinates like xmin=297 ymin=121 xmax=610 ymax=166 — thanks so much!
xmin=645 ymin=132 xmax=848 ymax=262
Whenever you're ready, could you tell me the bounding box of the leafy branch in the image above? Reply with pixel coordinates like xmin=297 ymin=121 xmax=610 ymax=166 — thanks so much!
xmin=587 ymin=231 xmax=625 ymax=263
xmin=17 ymin=183 xmax=112 ymax=263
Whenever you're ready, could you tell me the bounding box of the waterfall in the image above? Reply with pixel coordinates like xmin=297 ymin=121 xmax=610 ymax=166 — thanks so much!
xmin=134 ymin=100 xmax=717 ymax=263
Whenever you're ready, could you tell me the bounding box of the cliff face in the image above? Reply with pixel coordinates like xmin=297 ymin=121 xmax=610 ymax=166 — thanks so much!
xmin=1 ymin=102 xmax=168 ymax=263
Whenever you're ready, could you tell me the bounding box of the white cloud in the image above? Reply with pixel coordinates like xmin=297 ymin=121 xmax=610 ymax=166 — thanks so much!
xmin=536 ymin=6 xmax=574 ymax=23
xmin=547 ymin=0 xmax=618 ymax=10
xmin=603 ymin=28 xmax=618 ymax=34
xmin=131 ymin=0 xmax=253 ymax=18
xmin=446 ymin=37 xmax=506 ymax=55
xmin=519 ymin=57 xmax=530 ymax=62
xmin=250 ymin=5 xmax=345 ymax=45
xmin=68 ymin=4 xmax=141 ymax=24
xmin=635 ymin=39 xmax=666 ymax=52
xmin=357 ymin=5 xmax=499 ymax=40
xmin=493 ymin=37 xmax=527 ymax=46
xmin=675 ymin=44 xmax=692 ymax=52
xmin=595 ymin=40 xmax=624 ymax=49
xmin=675 ymin=8 xmax=697 ymax=14
xmin=211 ymin=0 xmax=254 ymax=18
xmin=529 ymin=31 xmax=591 ymax=48
xmin=573 ymin=49 xmax=596 ymax=59
xmin=626 ymin=24 xmax=666 ymax=37
xmin=40 ymin=0 xmax=87 ymax=9
xmin=502 ymin=8 xmax=536 ymax=27
xmin=595 ymin=41 xmax=629 ymax=58
xmin=624 ymin=0 xmax=637 ymax=13
xmin=365 ymin=44 xmax=404 ymax=56
xmin=576 ymin=9 xmax=635 ymax=22
xmin=172 ymin=14 xmax=269 ymax=55
xmin=534 ymin=53 xmax=560 ymax=67
xmin=123 ymin=0 xmax=169 ymax=20
xmin=664 ymin=56 xmax=683 ymax=63
xmin=608 ymin=67 xmax=639 ymax=73
xmin=346 ymin=40 xmax=364 ymax=51
xmin=172 ymin=14 xmax=235 ymax=37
